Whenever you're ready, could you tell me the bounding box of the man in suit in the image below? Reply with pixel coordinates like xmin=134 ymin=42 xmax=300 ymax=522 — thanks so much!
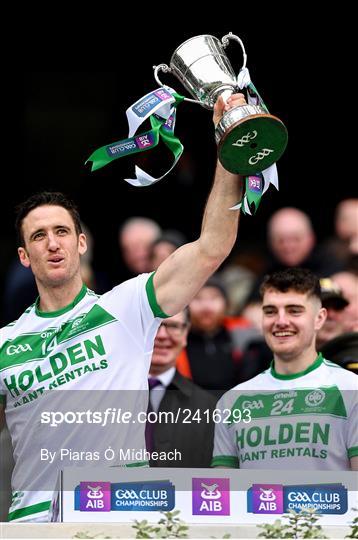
xmin=147 ymin=308 xmax=217 ymax=467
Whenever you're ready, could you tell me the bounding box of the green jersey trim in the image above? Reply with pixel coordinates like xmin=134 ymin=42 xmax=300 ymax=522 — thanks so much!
xmin=211 ymin=455 xmax=239 ymax=468
xmin=0 ymin=394 xmax=5 ymax=405
xmin=270 ymin=353 xmax=324 ymax=380
xmin=348 ymin=447 xmax=358 ymax=459
xmin=145 ymin=273 xmax=169 ymax=319
xmin=126 ymin=461 xmax=149 ymax=467
xmin=35 ymin=284 xmax=87 ymax=318
xmin=8 ymin=500 xmax=51 ymax=521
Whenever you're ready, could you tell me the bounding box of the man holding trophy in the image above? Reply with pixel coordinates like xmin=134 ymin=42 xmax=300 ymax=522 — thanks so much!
xmin=0 ymin=33 xmax=288 ymax=522
xmin=0 ymin=92 xmax=247 ymax=522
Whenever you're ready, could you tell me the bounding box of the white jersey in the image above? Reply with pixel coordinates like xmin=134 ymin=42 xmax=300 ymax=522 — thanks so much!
xmin=212 ymin=355 xmax=358 ymax=470
xmin=0 ymin=273 xmax=163 ymax=522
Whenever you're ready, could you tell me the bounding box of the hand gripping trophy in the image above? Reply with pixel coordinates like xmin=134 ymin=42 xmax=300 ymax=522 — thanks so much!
xmin=87 ymin=33 xmax=288 ymax=214
xmin=154 ymin=33 xmax=287 ymax=176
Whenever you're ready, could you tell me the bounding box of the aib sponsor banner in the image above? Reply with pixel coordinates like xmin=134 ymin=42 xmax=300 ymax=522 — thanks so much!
xmin=247 ymin=483 xmax=348 ymax=515
xmin=192 ymin=478 xmax=230 ymax=516
xmin=75 ymin=480 xmax=175 ymax=512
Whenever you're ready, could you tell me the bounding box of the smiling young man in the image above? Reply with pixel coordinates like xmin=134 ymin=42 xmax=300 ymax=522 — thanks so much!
xmin=0 ymin=94 xmax=246 ymax=522
xmin=212 ymin=268 xmax=358 ymax=471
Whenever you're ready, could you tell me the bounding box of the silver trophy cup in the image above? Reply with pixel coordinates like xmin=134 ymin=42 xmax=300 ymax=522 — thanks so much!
xmin=154 ymin=33 xmax=288 ymax=175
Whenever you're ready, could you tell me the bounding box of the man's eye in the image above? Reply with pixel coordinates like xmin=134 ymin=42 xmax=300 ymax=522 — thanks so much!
xmin=57 ymin=229 xmax=67 ymax=235
xmin=34 ymin=233 xmax=44 ymax=240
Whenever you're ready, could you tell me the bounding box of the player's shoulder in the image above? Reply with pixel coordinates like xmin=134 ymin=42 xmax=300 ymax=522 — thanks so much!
xmin=321 ymin=357 xmax=358 ymax=388
xmin=102 ymin=273 xmax=151 ymax=297
xmin=0 ymin=303 xmax=36 ymax=342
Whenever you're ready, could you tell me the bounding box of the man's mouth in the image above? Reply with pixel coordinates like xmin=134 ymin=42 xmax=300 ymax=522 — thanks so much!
xmin=273 ymin=331 xmax=296 ymax=337
xmin=48 ymin=256 xmax=64 ymax=264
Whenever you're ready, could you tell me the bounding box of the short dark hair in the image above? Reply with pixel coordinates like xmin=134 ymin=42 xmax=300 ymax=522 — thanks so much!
xmin=260 ymin=268 xmax=321 ymax=301
xmin=15 ymin=192 xmax=82 ymax=247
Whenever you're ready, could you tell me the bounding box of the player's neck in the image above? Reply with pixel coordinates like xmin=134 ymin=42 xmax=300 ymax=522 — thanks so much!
xmin=36 ymin=276 xmax=84 ymax=313
xmin=274 ymin=347 xmax=319 ymax=376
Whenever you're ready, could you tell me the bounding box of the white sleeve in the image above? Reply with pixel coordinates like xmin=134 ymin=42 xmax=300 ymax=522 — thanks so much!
xmin=99 ymin=273 xmax=162 ymax=353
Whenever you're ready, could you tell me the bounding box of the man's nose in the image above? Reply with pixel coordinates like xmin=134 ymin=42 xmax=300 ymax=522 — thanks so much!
xmin=157 ymin=324 xmax=169 ymax=337
xmin=47 ymin=233 xmax=60 ymax=250
xmin=276 ymin=310 xmax=289 ymax=326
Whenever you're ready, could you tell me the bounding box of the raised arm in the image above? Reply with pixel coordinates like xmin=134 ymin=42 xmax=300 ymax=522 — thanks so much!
xmin=154 ymin=94 xmax=245 ymax=316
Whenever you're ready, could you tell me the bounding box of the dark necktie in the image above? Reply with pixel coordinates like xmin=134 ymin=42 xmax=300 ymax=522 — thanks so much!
xmin=145 ymin=378 xmax=161 ymax=452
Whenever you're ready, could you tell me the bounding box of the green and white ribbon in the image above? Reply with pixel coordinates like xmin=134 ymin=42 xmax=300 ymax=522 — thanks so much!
xmin=86 ymin=87 xmax=184 ymax=185
xmin=230 ymin=164 xmax=279 ymax=215
xmin=231 ymin=67 xmax=279 ymax=215
xmin=86 ymin=75 xmax=280 ymax=216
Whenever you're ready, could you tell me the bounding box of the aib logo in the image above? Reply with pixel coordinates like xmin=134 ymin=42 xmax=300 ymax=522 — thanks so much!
xmin=248 ymin=176 xmax=262 ymax=193
xmin=79 ymin=482 xmax=111 ymax=512
xmin=192 ymin=478 xmax=230 ymax=516
xmin=250 ymin=484 xmax=283 ymax=514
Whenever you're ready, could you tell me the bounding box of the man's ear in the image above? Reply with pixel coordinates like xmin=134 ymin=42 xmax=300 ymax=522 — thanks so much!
xmin=78 ymin=233 xmax=87 ymax=256
xmin=18 ymin=247 xmax=30 ymax=268
xmin=315 ymin=307 xmax=327 ymax=331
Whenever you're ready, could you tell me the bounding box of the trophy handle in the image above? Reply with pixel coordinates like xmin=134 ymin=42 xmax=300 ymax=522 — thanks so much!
xmin=153 ymin=64 xmax=203 ymax=106
xmin=221 ymin=32 xmax=247 ymax=71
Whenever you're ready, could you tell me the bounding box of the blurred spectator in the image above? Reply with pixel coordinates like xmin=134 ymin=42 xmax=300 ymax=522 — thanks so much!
xmin=316 ymin=278 xmax=349 ymax=350
xmin=321 ymin=333 xmax=358 ymax=374
xmin=334 ymin=199 xmax=358 ymax=255
xmin=248 ymin=207 xmax=344 ymax=301
xmin=317 ymin=275 xmax=358 ymax=374
xmin=319 ymin=199 xmax=358 ymax=267
xmin=267 ymin=207 xmax=343 ymax=274
xmin=268 ymin=207 xmax=316 ymax=268
xmin=241 ymin=298 xmax=263 ymax=332
xmin=237 ymin=296 xmax=275 ymax=383
xmin=331 ymin=271 xmax=358 ymax=333
xmin=149 ymin=230 xmax=186 ymax=271
xmin=177 ymin=276 xmax=259 ymax=396
xmin=147 ymin=309 xmax=216 ymax=467
xmin=118 ymin=217 xmax=161 ymax=277
xmin=219 ymin=264 xmax=256 ymax=315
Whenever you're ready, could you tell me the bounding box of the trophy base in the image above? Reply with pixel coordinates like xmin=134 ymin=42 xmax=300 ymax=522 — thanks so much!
xmin=216 ymin=107 xmax=288 ymax=175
